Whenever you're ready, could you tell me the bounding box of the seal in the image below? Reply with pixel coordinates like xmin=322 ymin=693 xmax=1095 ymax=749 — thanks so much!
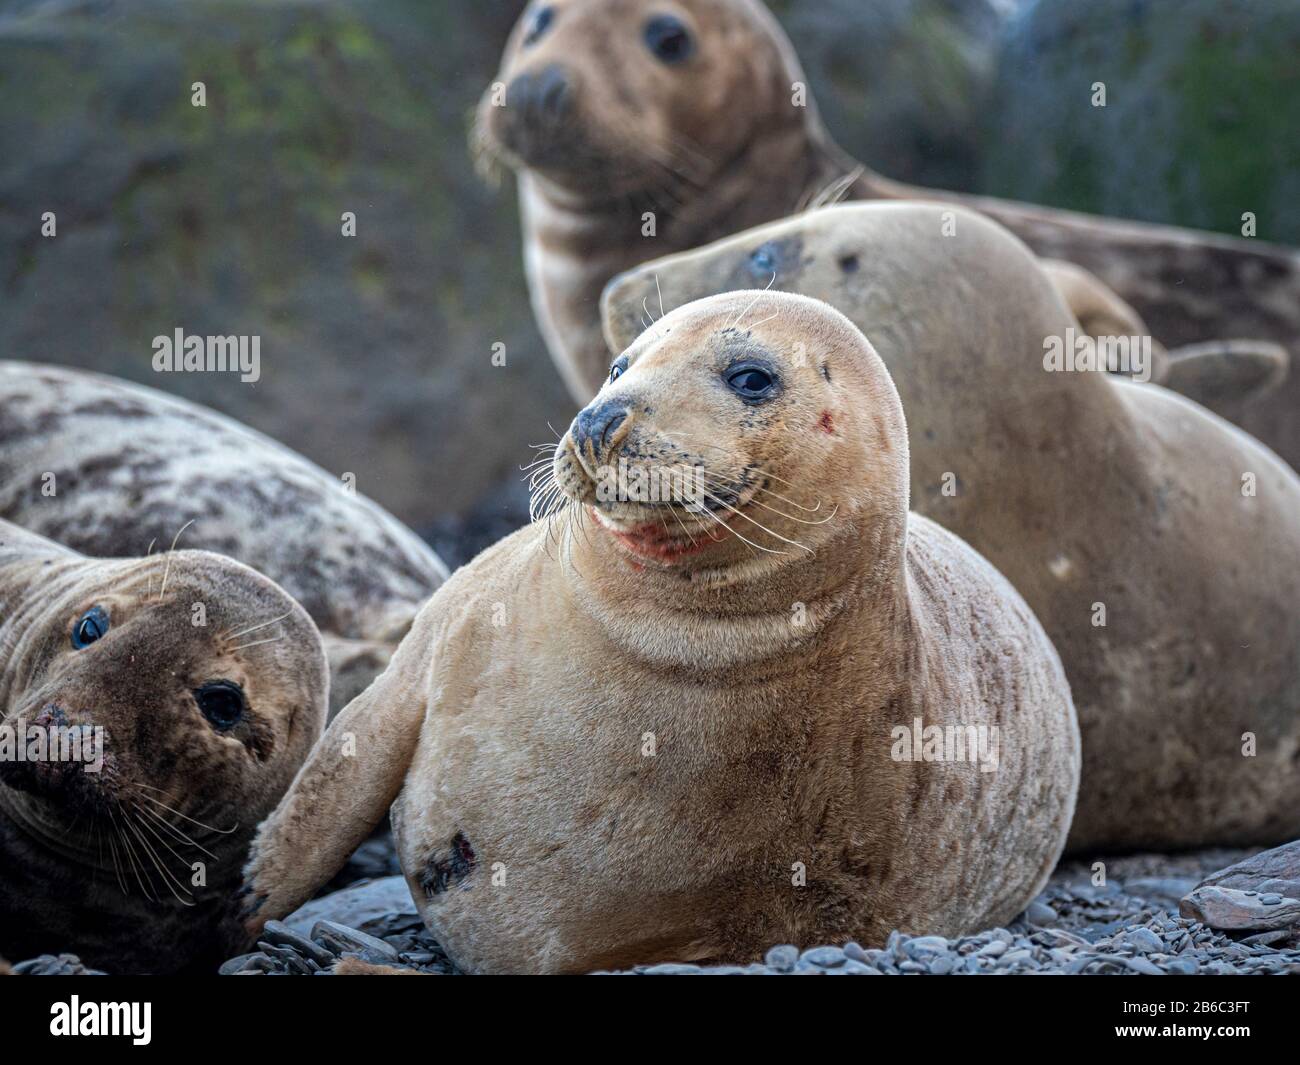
xmin=0 ymin=362 xmax=449 ymax=713
xmin=476 ymin=0 xmax=1300 ymax=465
xmin=240 ymin=290 xmax=1080 ymax=974
xmin=602 ymin=201 xmax=1300 ymax=852
xmin=0 ymin=518 xmax=327 ymax=973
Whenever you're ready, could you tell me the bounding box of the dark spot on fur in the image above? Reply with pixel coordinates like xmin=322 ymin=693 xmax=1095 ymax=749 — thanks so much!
xmin=821 ymin=363 xmax=831 ymax=382
xmin=838 ymin=254 xmax=859 ymax=274
xmin=420 ymin=831 xmax=477 ymax=897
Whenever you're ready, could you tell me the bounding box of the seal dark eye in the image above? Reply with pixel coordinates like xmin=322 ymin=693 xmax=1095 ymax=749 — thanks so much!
xmin=609 ymin=356 xmax=628 ymax=383
xmin=725 ymin=364 xmax=778 ymax=401
xmin=195 ymin=681 xmax=246 ymax=731
xmin=523 ymin=5 xmax=554 ymax=46
xmin=644 ymin=14 xmax=693 ymax=63
xmin=748 ymin=243 xmax=778 ymax=278
xmin=71 ymin=605 xmax=109 ymax=649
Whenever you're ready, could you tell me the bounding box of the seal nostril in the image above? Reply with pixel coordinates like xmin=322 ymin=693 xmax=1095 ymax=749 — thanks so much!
xmin=574 ymin=402 xmax=631 ymax=462
xmin=600 ymin=410 xmax=628 ymax=449
xmin=536 ymin=65 xmax=570 ymax=120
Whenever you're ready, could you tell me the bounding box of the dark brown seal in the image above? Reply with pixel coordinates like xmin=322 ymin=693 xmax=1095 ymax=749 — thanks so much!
xmin=476 ymin=0 xmax=1300 ymax=466
xmin=0 ymin=519 xmax=327 ymax=973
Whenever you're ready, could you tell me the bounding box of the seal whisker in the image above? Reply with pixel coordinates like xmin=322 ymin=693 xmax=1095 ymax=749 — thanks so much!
xmin=229 ymin=634 xmax=285 ymax=653
xmin=145 ymin=537 xmax=157 ymax=600
xmin=689 ymin=500 xmax=783 ymax=555
xmin=135 ymin=787 xmax=239 ymax=836
xmin=221 ymin=609 xmax=294 ymax=641
xmin=106 ymin=828 xmax=130 ymax=897
xmin=156 ymin=519 xmax=195 ymax=602
xmin=112 ymin=805 xmax=157 ymax=902
xmin=701 ymin=476 xmax=838 ymax=526
xmin=727 ymin=274 xmax=777 ymax=330
xmin=699 ymin=489 xmax=812 ymax=554
xmin=133 ymin=798 xmax=220 ymax=860
xmin=124 ymin=808 xmax=196 ymax=906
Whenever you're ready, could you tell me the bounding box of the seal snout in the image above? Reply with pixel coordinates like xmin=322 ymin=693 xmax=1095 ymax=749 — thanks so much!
xmin=570 ymin=400 xmax=632 ymax=470
xmin=500 ymin=63 xmax=576 ymax=158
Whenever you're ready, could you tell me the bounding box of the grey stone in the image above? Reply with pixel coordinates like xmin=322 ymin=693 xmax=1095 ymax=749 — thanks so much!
xmin=802 ymin=946 xmax=847 ymax=969
xmin=764 ymin=945 xmax=799 ymax=973
xmin=1026 ymin=900 xmax=1057 ymax=926
xmin=904 ymin=935 xmax=949 ymax=958
xmin=1127 ymin=927 xmax=1164 ymax=954
xmin=311 ymin=920 xmax=401 ymax=962
xmin=219 ymin=952 xmax=278 ymax=976
xmin=843 ymin=941 xmax=870 ymax=963
xmin=1179 ymin=885 xmax=1300 ymax=931
xmin=286 ymin=877 xmax=418 ymax=938
xmin=261 ymin=920 xmax=337 ymax=968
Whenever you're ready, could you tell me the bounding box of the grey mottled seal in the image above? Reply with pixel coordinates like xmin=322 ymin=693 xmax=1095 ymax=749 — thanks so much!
xmin=0 ymin=361 xmax=449 ymax=712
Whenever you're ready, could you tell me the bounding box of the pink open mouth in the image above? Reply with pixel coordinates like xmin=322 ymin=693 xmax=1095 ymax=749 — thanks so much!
xmin=589 ymin=507 xmax=734 ymax=563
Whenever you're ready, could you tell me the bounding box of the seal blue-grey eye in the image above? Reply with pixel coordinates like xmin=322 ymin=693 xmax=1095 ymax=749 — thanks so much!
xmin=725 ymin=363 xmax=778 ymax=401
xmin=644 ymin=14 xmax=693 ymax=63
xmin=609 ymin=356 xmax=628 ymax=382
xmin=748 ymin=243 xmax=779 ymax=278
xmin=195 ymin=681 xmax=246 ymax=731
xmin=71 ymin=605 xmax=109 ymax=649
xmin=524 ymin=5 xmax=555 ymax=46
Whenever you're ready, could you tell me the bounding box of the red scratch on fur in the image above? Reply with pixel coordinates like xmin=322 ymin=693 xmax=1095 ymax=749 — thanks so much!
xmin=819 ymin=410 xmax=834 ymax=433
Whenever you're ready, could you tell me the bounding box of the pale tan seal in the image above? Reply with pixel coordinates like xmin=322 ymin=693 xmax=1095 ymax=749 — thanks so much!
xmin=0 ymin=518 xmax=327 ymax=973
xmin=476 ymin=0 xmax=1300 ymax=465
xmin=241 ymin=290 xmax=1080 ymax=974
xmin=0 ymin=361 xmax=448 ymax=714
xmin=603 ymin=201 xmax=1300 ymax=852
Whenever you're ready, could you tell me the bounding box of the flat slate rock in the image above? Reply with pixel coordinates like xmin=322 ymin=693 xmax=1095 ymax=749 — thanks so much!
xmin=1196 ymin=840 xmax=1300 ymax=900
xmin=1178 ymin=885 xmax=1300 ymax=931
xmin=284 ymin=876 xmax=418 ymax=937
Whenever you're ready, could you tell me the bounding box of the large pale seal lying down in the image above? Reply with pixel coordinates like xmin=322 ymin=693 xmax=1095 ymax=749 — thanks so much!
xmin=0 ymin=519 xmax=326 ymax=973
xmin=603 ymin=201 xmax=1300 ymax=853
xmin=475 ymin=0 xmax=1298 ymax=466
xmin=0 ymin=362 xmax=448 ymax=713
xmin=241 ymin=291 xmax=1080 ymax=974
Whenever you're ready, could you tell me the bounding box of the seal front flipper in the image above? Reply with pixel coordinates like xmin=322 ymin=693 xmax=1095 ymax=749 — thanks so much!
xmin=241 ymin=621 xmax=430 ymax=934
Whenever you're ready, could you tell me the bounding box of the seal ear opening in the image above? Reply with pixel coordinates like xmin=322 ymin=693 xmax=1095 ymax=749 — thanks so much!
xmin=240 ymin=638 xmax=429 ymax=936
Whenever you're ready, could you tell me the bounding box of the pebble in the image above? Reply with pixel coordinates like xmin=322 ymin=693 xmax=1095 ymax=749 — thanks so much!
xmin=764 ymin=945 xmax=798 ymax=973
xmin=1127 ymin=927 xmax=1164 ymax=954
xmin=1026 ymin=900 xmax=1057 ymax=926
xmin=802 ymin=946 xmax=847 ymax=969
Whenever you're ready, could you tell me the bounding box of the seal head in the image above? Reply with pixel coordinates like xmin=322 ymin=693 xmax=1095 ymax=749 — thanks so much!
xmin=0 ymin=524 xmax=327 ymax=972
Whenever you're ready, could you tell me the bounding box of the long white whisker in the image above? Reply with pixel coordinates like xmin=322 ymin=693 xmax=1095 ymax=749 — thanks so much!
xmin=157 ymin=519 xmax=195 ymax=602
xmin=222 ymin=609 xmax=293 ymax=641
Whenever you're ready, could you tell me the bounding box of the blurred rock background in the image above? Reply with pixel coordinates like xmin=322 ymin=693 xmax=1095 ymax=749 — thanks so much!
xmin=1 ymin=0 xmax=1295 ymax=565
